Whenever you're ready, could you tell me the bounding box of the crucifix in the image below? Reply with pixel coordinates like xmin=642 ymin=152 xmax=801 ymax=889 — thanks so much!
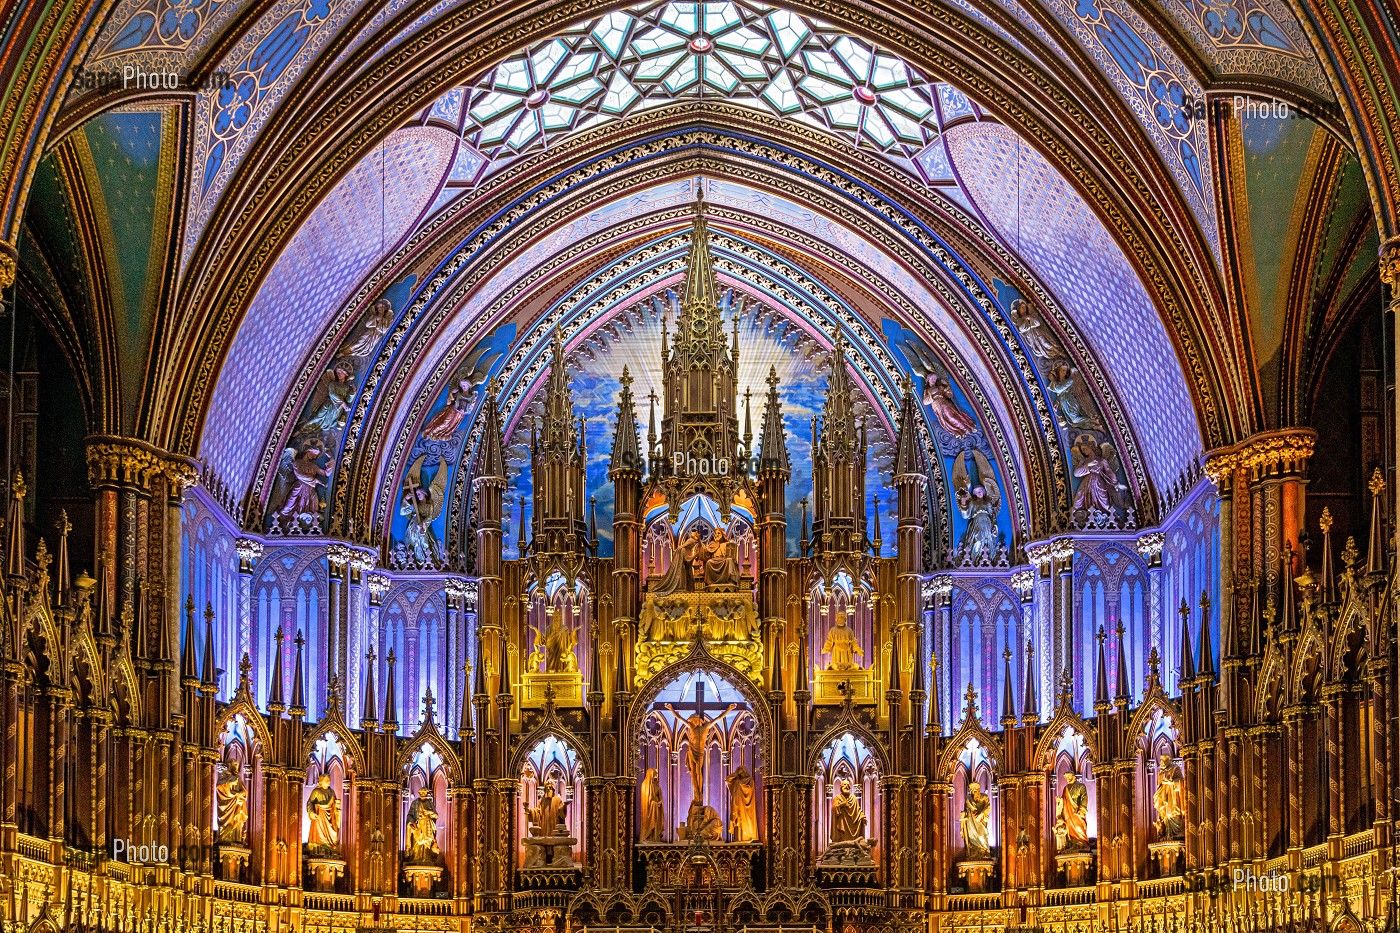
xmin=664 ymin=680 xmax=737 ymax=802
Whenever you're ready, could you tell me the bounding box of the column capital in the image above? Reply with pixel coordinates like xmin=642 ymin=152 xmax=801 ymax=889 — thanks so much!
xmin=1050 ymin=536 xmax=1075 ymax=565
xmin=366 ymin=573 xmax=391 ymax=600
xmin=0 ymin=249 xmax=15 ymax=289
xmin=86 ymin=436 xmax=198 ymax=491
xmin=235 ymin=538 xmax=264 ymax=569
xmin=1025 ymin=541 xmax=1053 ymax=572
xmin=1010 ymin=568 xmax=1035 ymax=600
xmin=1135 ymin=531 xmax=1165 ymax=566
xmin=924 ymin=574 xmax=953 ymax=604
xmin=1379 ymin=236 xmax=1400 ymax=287
xmin=1203 ymin=428 xmax=1315 ymax=486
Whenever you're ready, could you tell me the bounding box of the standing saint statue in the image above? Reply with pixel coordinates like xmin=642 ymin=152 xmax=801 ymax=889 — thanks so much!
xmin=541 ymin=606 xmax=578 ymax=673
xmin=1153 ymin=755 xmax=1184 ymax=839
xmin=822 ymin=610 xmax=865 ymax=671
xmin=526 ymin=782 xmax=567 ymax=835
xmin=666 ymin=702 xmax=737 ymax=801
xmin=960 ymin=781 xmax=992 ymax=859
xmin=215 ymin=763 xmax=249 ymax=845
xmin=649 ymin=528 xmax=703 ymax=595
xmin=727 ymin=766 xmax=758 ymax=842
xmin=306 ymin=773 xmax=341 ymax=854
xmin=404 ymin=786 xmax=441 ymax=864
xmin=830 ymin=778 xmax=867 ymax=844
xmin=1056 ymin=771 xmax=1090 ymax=852
xmin=640 ymin=768 xmax=666 ymax=842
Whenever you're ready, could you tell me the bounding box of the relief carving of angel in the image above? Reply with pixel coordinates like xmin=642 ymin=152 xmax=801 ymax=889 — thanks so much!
xmin=952 ymin=449 xmax=1000 ymax=564
xmin=269 ymin=438 xmax=329 ymax=524
xmin=339 ymin=298 xmax=393 ymax=360
xmin=1010 ymin=298 xmax=1062 ymax=360
xmin=400 ymin=454 xmax=449 ymax=566
xmin=1046 ymin=364 xmax=1102 ymax=432
xmin=303 ymin=361 xmax=356 ymax=437
xmin=1071 ymin=433 xmax=1126 ymax=514
xmin=922 ymin=374 xmax=978 ymax=437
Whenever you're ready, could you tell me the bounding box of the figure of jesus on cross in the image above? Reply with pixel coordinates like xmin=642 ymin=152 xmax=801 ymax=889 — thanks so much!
xmin=665 ymin=681 xmax=737 ymax=802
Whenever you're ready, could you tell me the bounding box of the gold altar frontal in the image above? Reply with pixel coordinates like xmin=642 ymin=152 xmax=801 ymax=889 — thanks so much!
xmin=812 ymin=666 xmax=875 ymax=703
xmin=520 ymin=670 xmax=584 ymax=707
xmin=635 ymin=590 xmax=764 ymax=688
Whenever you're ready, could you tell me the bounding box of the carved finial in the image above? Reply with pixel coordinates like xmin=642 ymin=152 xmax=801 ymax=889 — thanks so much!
xmin=620 ymin=365 xmax=632 ymax=390
xmin=238 ymin=653 xmax=252 ymax=692
xmin=1147 ymin=646 xmax=1161 ymax=680
xmin=1369 ymin=467 xmax=1386 ymax=497
xmin=1095 ymin=625 xmax=1107 ymax=647
xmin=1341 ymin=536 xmax=1358 ymax=570
xmin=1319 ymin=507 xmax=1333 ymax=535
xmin=422 ymin=687 xmax=436 ymax=724
xmin=11 ymin=472 xmax=24 ymax=501
xmin=963 ymin=681 xmax=978 ymax=720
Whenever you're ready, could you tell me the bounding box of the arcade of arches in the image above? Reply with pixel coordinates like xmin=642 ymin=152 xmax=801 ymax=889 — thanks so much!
xmin=0 ymin=0 xmax=1399 ymax=930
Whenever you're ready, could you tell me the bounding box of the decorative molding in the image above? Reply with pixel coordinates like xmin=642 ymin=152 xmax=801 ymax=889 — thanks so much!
xmin=1202 ymin=428 xmax=1316 ymax=486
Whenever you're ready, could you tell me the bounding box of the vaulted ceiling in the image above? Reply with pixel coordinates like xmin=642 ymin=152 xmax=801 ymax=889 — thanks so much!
xmin=7 ymin=0 xmax=1388 ymax=556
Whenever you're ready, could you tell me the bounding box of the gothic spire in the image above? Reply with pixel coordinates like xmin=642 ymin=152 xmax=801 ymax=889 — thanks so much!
xmin=758 ymin=366 xmax=790 ymax=474
xmin=291 ymin=630 xmax=307 ymax=713
xmin=1318 ymin=508 xmax=1336 ymax=603
xmin=1196 ymin=592 xmax=1215 ymax=678
xmin=1114 ymin=620 xmax=1131 ymax=704
xmin=1366 ymin=468 xmax=1386 ymax=577
xmin=476 ymin=380 xmax=507 ymax=481
xmin=1000 ymin=644 xmax=1016 ymax=726
xmin=588 ymin=631 xmax=603 ymax=707
xmin=1177 ymin=599 xmax=1196 ymax=684
xmin=893 ymin=376 xmax=926 ymax=477
xmin=361 ymin=647 xmax=379 ymax=727
xmin=928 ymin=649 xmax=942 ymax=732
xmin=1094 ymin=625 xmax=1109 ymax=709
xmin=382 ymin=648 xmax=399 ymax=731
xmin=201 ymin=602 xmax=218 ymax=689
xmin=681 ymin=182 xmax=720 ymax=317
xmin=268 ymin=626 xmax=286 ymax=711
xmin=5 ymin=473 xmax=24 ymax=578
xmin=54 ymin=510 xmax=70 ymax=608
xmin=609 ymin=366 xmax=643 ymax=475
xmin=1021 ymin=637 xmax=1039 ymax=722
xmin=180 ymin=595 xmax=199 ymax=683
xmin=473 ymin=636 xmax=488 ymax=697
xmin=1280 ymin=545 xmax=1299 ymax=633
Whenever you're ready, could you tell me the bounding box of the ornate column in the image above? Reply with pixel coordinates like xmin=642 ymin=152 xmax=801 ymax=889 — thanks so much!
xmin=367 ymin=571 xmax=390 ymax=717
xmin=1010 ymin=567 xmax=1034 ymax=711
xmin=444 ymin=577 xmax=470 ymax=736
xmin=326 ymin=543 xmax=351 ymax=701
xmin=1051 ymin=537 xmax=1075 ymax=705
xmin=235 ymin=538 xmax=262 ymax=683
xmin=928 ymin=575 xmax=953 ymax=732
xmin=346 ymin=549 xmax=374 ymax=722
xmin=1135 ymin=532 xmax=1165 ymax=652
xmin=1026 ymin=542 xmax=1054 ymax=722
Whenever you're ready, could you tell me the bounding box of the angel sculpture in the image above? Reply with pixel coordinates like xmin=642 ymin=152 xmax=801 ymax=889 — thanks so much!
xmin=304 ymin=362 xmax=357 ymax=436
xmin=400 ymin=454 xmax=448 ymax=566
xmin=421 ymin=343 xmax=497 ymax=441
xmin=1046 ymin=364 xmax=1102 ymax=431
xmin=339 ymin=298 xmax=393 ymax=360
xmin=952 ymin=449 xmax=1001 ymax=565
xmin=1009 ymin=298 xmax=1062 ymax=360
xmin=1071 ymin=433 xmax=1125 ymax=515
xmin=922 ymin=373 xmax=978 ymax=437
xmin=270 ymin=438 xmax=329 ymax=524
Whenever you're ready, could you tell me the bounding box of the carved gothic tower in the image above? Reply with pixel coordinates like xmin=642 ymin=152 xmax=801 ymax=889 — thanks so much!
xmin=529 ymin=329 xmax=588 ymax=567
xmin=811 ymin=333 xmax=868 ymax=558
xmin=659 ymin=188 xmax=741 ymax=470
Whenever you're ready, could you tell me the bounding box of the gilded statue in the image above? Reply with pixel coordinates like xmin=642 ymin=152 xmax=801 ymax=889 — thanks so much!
xmin=215 ymin=763 xmax=248 ymax=845
xmin=404 ymin=786 xmax=441 ymax=864
xmin=1055 ymin=771 xmax=1090 ymax=852
xmin=677 ymin=798 xmax=722 ymax=842
xmin=1153 ymin=755 xmax=1184 ymax=840
xmin=649 ymin=528 xmax=704 ymax=596
xmin=727 ymin=766 xmax=758 ymax=842
xmin=830 ymin=778 xmax=867 ymax=846
xmin=822 ymin=610 xmax=864 ymax=671
xmin=667 ymin=702 xmax=736 ymax=800
xmin=540 ymin=606 xmax=578 ymax=673
xmin=960 ymin=781 xmax=991 ymax=860
xmin=703 ymin=528 xmax=741 ymax=587
xmin=527 ymin=782 xmax=568 ymax=836
xmin=306 ymin=773 xmax=341 ymax=855
xmin=640 ymin=767 xmax=666 ymax=842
